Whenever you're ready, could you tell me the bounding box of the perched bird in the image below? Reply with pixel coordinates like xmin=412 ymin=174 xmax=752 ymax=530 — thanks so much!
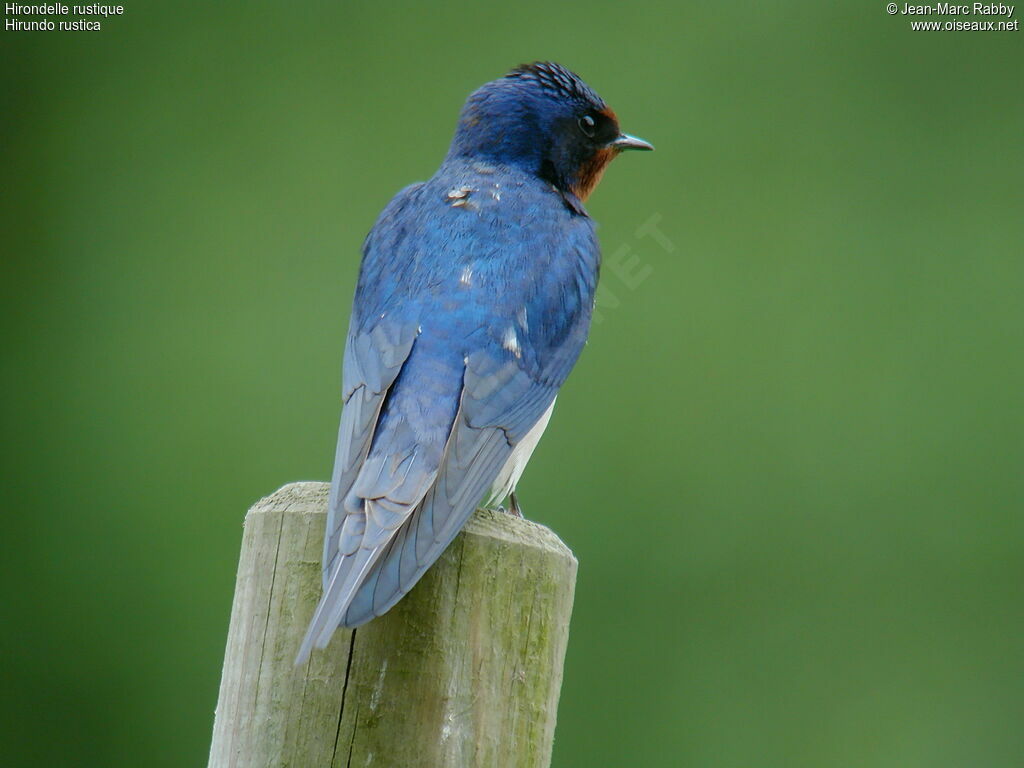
xmin=297 ymin=62 xmax=652 ymax=663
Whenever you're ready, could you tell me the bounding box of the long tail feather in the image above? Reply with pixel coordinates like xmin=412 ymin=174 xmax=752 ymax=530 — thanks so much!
xmin=294 ymin=544 xmax=386 ymax=665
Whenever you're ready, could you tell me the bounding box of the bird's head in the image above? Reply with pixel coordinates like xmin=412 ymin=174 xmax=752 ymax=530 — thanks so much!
xmin=448 ymin=62 xmax=653 ymax=202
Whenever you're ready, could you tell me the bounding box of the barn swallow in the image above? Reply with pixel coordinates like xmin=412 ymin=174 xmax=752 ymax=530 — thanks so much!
xmin=297 ymin=62 xmax=652 ymax=663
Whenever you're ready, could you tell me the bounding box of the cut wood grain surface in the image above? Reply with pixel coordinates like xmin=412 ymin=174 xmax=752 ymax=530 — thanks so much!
xmin=208 ymin=482 xmax=578 ymax=768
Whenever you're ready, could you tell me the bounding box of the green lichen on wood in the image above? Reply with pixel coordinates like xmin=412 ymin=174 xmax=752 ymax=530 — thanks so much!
xmin=209 ymin=482 xmax=577 ymax=768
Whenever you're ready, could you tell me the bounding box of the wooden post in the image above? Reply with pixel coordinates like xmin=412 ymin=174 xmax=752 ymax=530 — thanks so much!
xmin=208 ymin=482 xmax=578 ymax=768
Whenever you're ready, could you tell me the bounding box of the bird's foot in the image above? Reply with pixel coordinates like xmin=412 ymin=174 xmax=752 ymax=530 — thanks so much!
xmin=486 ymin=493 xmax=524 ymax=518
xmin=507 ymin=491 xmax=524 ymax=518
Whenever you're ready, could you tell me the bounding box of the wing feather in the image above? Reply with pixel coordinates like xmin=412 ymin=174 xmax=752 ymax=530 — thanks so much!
xmin=297 ymin=334 xmax=460 ymax=663
xmin=338 ymin=352 xmax=560 ymax=626
xmin=321 ymin=322 xmax=417 ymax=581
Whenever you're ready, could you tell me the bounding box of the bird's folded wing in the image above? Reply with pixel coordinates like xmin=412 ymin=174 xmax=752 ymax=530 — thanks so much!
xmin=296 ymin=340 xmax=561 ymax=665
xmin=339 ymin=349 xmax=559 ymax=626
xmin=321 ymin=322 xmax=419 ymax=584
xmin=298 ymin=328 xmax=464 ymax=661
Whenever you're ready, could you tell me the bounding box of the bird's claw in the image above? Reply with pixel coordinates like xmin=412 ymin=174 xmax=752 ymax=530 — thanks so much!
xmin=507 ymin=492 xmax=524 ymax=518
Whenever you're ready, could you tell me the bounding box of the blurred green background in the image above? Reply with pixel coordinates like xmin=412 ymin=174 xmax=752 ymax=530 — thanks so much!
xmin=2 ymin=1 xmax=1022 ymax=766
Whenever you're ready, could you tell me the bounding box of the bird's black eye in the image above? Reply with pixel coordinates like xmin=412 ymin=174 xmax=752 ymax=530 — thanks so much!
xmin=578 ymin=114 xmax=596 ymax=138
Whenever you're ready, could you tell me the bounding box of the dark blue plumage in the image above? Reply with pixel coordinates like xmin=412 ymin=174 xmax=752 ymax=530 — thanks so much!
xmin=297 ymin=63 xmax=651 ymax=662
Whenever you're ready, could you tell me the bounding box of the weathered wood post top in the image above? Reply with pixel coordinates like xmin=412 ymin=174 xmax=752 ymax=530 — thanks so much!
xmin=208 ymin=481 xmax=578 ymax=768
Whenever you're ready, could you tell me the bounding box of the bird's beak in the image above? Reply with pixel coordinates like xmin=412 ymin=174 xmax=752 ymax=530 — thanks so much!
xmin=610 ymin=133 xmax=654 ymax=152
